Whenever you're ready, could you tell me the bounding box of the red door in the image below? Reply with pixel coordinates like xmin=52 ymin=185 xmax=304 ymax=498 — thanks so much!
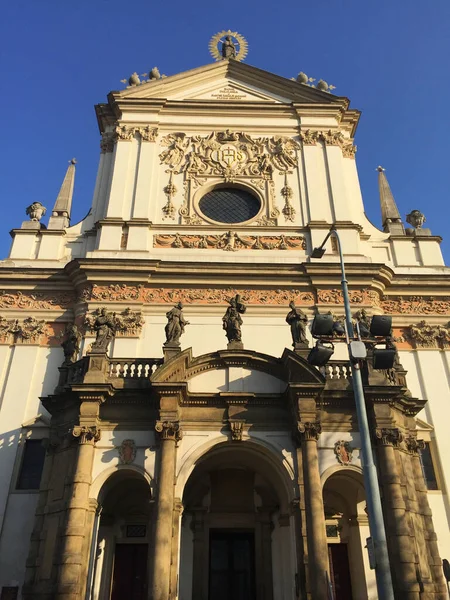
xmin=111 ymin=543 xmax=148 ymax=600
xmin=328 ymin=544 xmax=353 ymax=600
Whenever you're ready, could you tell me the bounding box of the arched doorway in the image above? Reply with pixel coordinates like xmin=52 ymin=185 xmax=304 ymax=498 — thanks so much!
xmin=178 ymin=442 xmax=295 ymax=600
xmin=322 ymin=468 xmax=375 ymax=600
xmin=91 ymin=469 xmax=153 ymax=600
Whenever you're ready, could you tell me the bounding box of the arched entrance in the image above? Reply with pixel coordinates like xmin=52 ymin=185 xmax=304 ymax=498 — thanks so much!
xmin=178 ymin=442 xmax=295 ymax=600
xmin=91 ymin=469 xmax=153 ymax=600
xmin=322 ymin=468 xmax=375 ymax=600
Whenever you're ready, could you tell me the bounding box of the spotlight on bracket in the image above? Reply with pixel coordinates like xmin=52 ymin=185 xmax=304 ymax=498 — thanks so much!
xmin=372 ymin=345 xmax=396 ymax=370
xmin=311 ymin=314 xmax=335 ymax=337
xmin=307 ymin=341 xmax=335 ymax=366
xmin=311 ymin=247 xmax=326 ymax=259
xmin=370 ymin=315 xmax=392 ymax=337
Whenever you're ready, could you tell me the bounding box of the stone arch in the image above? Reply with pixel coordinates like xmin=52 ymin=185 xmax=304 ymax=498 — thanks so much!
xmin=176 ymin=436 xmax=296 ymax=512
xmin=90 ymin=463 xmax=153 ymax=503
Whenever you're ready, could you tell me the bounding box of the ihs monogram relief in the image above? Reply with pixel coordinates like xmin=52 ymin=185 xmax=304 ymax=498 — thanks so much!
xmin=159 ymin=130 xmax=299 ymax=224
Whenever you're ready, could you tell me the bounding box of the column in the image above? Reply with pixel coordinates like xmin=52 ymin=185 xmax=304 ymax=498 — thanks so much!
xmin=297 ymin=421 xmax=329 ymax=599
xmin=56 ymin=425 xmax=100 ymax=600
xmin=170 ymin=498 xmax=183 ymax=599
xmin=408 ymin=437 xmax=448 ymax=598
xmin=375 ymin=428 xmax=419 ymax=599
xmin=151 ymin=421 xmax=181 ymax=600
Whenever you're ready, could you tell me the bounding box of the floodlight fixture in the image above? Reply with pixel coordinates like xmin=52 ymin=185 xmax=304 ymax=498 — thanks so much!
xmin=349 ymin=341 xmax=367 ymax=361
xmin=370 ymin=315 xmax=393 ymax=338
xmin=372 ymin=346 xmax=396 ymax=370
xmin=311 ymin=314 xmax=335 ymax=337
xmin=307 ymin=341 xmax=335 ymax=366
xmin=311 ymin=247 xmax=326 ymax=259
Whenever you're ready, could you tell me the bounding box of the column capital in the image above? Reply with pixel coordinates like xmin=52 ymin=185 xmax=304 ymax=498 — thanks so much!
xmin=72 ymin=425 xmax=101 ymax=444
xmin=155 ymin=420 xmax=182 ymax=443
xmin=405 ymin=436 xmax=425 ymax=455
xmin=297 ymin=421 xmax=322 ymax=442
xmin=375 ymin=427 xmax=403 ymax=447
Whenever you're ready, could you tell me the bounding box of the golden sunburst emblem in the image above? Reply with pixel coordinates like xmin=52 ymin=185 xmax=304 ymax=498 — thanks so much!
xmin=209 ymin=30 xmax=248 ymax=62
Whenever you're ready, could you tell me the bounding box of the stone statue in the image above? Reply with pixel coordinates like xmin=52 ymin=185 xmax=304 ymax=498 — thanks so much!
xmin=164 ymin=302 xmax=189 ymax=345
xmin=91 ymin=308 xmax=116 ymax=351
xmin=221 ymin=35 xmax=236 ymax=59
xmin=286 ymin=301 xmax=308 ymax=347
xmin=61 ymin=324 xmax=81 ymax=364
xmin=354 ymin=309 xmax=371 ymax=338
xmin=222 ymin=295 xmax=246 ymax=344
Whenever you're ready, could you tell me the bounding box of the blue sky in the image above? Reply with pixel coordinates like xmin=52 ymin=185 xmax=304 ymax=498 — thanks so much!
xmin=1 ymin=0 xmax=449 ymax=262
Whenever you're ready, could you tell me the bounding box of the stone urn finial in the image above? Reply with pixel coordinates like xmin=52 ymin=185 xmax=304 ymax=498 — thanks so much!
xmin=406 ymin=209 xmax=426 ymax=229
xmin=26 ymin=202 xmax=46 ymax=222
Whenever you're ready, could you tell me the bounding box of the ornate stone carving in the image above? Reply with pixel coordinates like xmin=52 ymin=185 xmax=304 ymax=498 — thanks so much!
xmin=85 ymin=307 xmax=144 ymax=340
xmin=155 ymin=421 xmax=182 ymax=442
xmin=159 ymin=130 xmax=300 ymax=180
xmin=153 ymin=232 xmax=306 ymax=251
xmin=0 ymin=317 xmax=15 ymax=343
xmin=406 ymin=210 xmax=426 ymax=229
xmin=165 ymin=302 xmax=189 ymax=345
xmin=209 ymin=30 xmax=248 ymax=62
xmin=0 ymin=290 xmax=74 ymax=310
xmin=81 ymin=284 xmax=143 ymax=302
xmin=114 ymin=124 xmax=158 ymax=142
xmin=353 ymin=308 xmax=372 ymax=338
xmin=223 ymin=295 xmax=246 ymax=344
xmin=255 ymin=215 xmax=277 ymax=226
xmin=13 ymin=317 xmax=47 ymax=343
xmin=334 ymin=440 xmax=353 ymax=465
xmin=229 ymin=421 xmax=244 ymax=441
xmin=381 ymin=296 xmax=450 ymax=315
xmin=162 ymin=172 xmax=177 ymax=220
xmin=297 ymin=421 xmax=322 ymax=441
xmin=286 ymin=301 xmax=308 ymax=347
xmin=281 ymin=175 xmax=296 ymax=222
xmin=26 ymin=202 xmax=46 ymax=222
xmin=118 ymin=439 xmax=136 ymax=464
xmin=100 ymin=133 xmax=115 ymax=153
xmin=300 ymin=129 xmax=356 ymax=158
xmin=317 ymin=288 xmax=381 ymax=306
xmin=375 ymin=428 xmax=403 ymax=446
xmin=121 ymin=72 xmax=141 ymax=86
xmin=404 ymin=320 xmax=450 ymax=349
xmin=405 ymin=436 xmax=425 ymax=455
xmin=61 ymin=324 xmax=82 ymax=364
xmin=72 ymin=425 xmax=101 ymax=444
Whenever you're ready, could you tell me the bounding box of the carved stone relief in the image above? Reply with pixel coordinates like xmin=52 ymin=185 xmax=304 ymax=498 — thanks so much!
xmin=0 ymin=290 xmax=74 ymax=310
xmin=118 ymin=439 xmax=136 ymax=464
xmin=300 ymin=129 xmax=356 ymax=158
xmin=162 ymin=172 xmax=177 ymax=220
xmin=334 ymin=440 xmax=353 ymax=465
xmin=85 ymin=307 xmax=144 ymax=338
xmin=0 ymin=316 xmax=47 ymax=344
xmin=153 ymin=232 xmax=306 ymax=251
xmin=229 ymin=421 xmax=244 ymax=441
xmin=114 ymin=124 xmax=158 ymax=142
xmin=403 ymin=320 xmax=450 ymax=349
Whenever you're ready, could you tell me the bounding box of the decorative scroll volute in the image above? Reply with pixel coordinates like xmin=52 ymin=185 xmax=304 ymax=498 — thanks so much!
xmin=72 ymin=425 xmax=101 ymax=444
xmin=297 ymin=421 xmax=322 ymax=441
xmin=155 ymin=420 xmax=182 ymax=443
xmin=375 ymin=428 xmax=403 ymax=447
xmin=405 ymin=436 xmax=425 ymax=455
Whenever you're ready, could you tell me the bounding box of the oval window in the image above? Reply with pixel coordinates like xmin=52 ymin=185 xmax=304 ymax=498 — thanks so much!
xmin=198 ymin=188 xmax=261 ymax=224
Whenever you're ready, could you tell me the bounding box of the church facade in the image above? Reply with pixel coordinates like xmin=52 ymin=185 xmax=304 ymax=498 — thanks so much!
xmin=0 ymin=36 xmax=450 ymax=600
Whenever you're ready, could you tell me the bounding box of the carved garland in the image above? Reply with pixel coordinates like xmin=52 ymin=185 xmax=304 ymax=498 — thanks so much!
xmin=84 ymin=307 xmax=144 ymax=337
xmin=403 ymin=320 xmax=450 ymax=349
xmin=0 ymin=316 xmax=47 ymax=344
xmin=153 ymin=233 xmax=306 ymax=252
xmin=113 ymin=124 xmax=159 ymax=143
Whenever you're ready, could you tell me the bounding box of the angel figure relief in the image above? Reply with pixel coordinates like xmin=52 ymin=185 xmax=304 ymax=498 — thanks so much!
xmin=159 ymin=133 xmax=190 ymax=171
xmin=268 ymin=137 xmax=299 ymax=171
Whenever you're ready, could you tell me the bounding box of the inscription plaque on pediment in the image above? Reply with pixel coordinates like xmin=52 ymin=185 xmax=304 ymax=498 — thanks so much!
xmin=210 ymin=86 xmax=249 ymax=100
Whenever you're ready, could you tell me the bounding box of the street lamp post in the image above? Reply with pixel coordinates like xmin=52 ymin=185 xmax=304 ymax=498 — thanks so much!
xmin=311 ymin=227 xmax=395 ymax=600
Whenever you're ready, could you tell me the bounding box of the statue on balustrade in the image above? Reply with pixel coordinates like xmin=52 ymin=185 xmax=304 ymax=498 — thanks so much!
xmin=91 ymin=308 xmax=116 ymax=352
xmin=285 ymin=301 xmax=308 ymax=347
xmin=223 ymin=295 xmax=246 ymax=344
xmin=165 ymin=302 xmax=189 ymax=345
xmin=61 ymin=324 xmax=81 ymax=364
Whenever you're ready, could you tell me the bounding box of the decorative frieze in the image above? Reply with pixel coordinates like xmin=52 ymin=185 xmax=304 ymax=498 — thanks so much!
xmin=0 ymin=316 xmax=47 ymax=344
xmin=118 ymin=439 xmax=136 ymax=464
xmin=0 ymin=290 xmax=74 ymax=310
xmin=375 ymin=428 xmax=403 ymax=447
xmin=334 ymin=440 xmax=353 ymax=465
xmin=297 ymin=421 xmax=322 ymax=441
xmin=153 ymin=232 xmax=306 ymax=252
xmin=155 ymin=420 xmax=182 ymax=442
xmin=380 ymin=296 xmax=450 ymax=315
xmin=317 ymin=288 xmax=381 ymax=306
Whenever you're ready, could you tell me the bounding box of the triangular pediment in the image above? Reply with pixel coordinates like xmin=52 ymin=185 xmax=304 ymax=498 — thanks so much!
xmin=113 ymin=60 xmax=348 ymax=107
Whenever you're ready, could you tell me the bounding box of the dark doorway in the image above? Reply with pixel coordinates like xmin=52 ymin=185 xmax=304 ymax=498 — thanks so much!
xmin=209 ymin=530 xmax=256 ymax=600
xmin=111 ymin=543 xmax=148 ymax=600
xmin=328 ymin=544 xmax=353 ymax=600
